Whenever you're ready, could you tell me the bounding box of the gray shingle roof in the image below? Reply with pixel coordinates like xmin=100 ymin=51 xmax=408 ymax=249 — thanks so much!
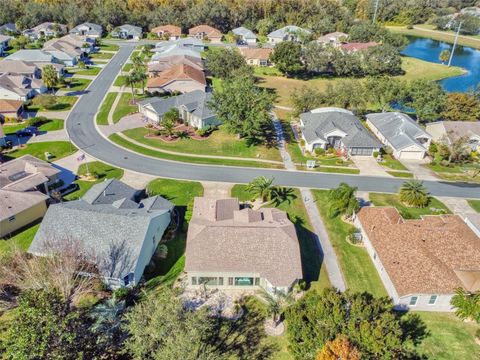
xmin=82 ymin=179 xmax=138 ymax=205
xmin=118 ymin=24 xmax=142 ymax=37
xmin=70 ymin=22 xmax=103 ymax=36
xmin=0 ymin=23 xmax=17 ymax=34
xmin=232 ymin=26 xmax=257 ymax=39
xmin=5 ymin=49 xmax=54 ymax=62
xmin=300 ymin=108 xmax=381 ymax=148
xmin=366 ymin=112 xmax=431 ymax=151
xmin=268 ymin=25 xmax=311 ymax=39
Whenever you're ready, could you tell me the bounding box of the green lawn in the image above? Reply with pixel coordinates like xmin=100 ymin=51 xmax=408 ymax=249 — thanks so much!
xmin=2 ymin=119 xmax=63 ymax=134
xmin=99 ymin=43 xmax=119 ymax=52
xmin=415 ymin=312 xmax=479 ymax=360
xmin=27 ymin=96 xmax=77 ymax=112
xmin=96 ymin=92 xmax=118 ymax=125
xmin=369 ymin=193 xmax=451 ymax=219
xmin=298 ymin=165 xmax=360 ymax=174
xmin=5 ymin=141 xmax=76 ymax=162
xmin=90 ymin=52 xmax=114 ymax=60
xmin=109 ymin=134 xmax=283 ymax=168
xmin=59 ymin=78 xmax=91 ymax=91
xmin=112 ymin=93 xmax=138 ymax=123
xmin=146 ymin=178 xmax=204 ymax=207
xmin=426 ymin=163 xmax=480 ymax=183
xmin=0 ymin=223 xmax=39 ymax=253
xmin=467 ymin=200 xmax=480 ymax=213
xmin=311 ymin=190 xmax=387 ymax=297
xmin=380 ymin=154 xmax=408 ymax=171
xmin=123 ymin=126 xmax=282 ymax=162
xmin=286 ymin=143 xmax=354 ymax=168
xmin=63 ymin=161 xmax=124 ymax=201
xmin=122 ymin=63 xmax=133 ymax=72
xmin=113 ymin=75 xmax=143 ymax=88
xmin=74 ymin=67 xmax=101 ymax=76
xmin=386 ymin=171 xmax=414 ymax=178
xmin=253 ymin=66 xmax=283 ymax=76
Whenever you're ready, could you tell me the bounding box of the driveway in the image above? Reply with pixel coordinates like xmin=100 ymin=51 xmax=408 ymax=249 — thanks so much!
xmin=437 ymin=196 xmax=477 ymax=217
xmin=350 ymin=156 xmax=391 ymax=177
xmin=401 ymin=159 xmax=438 ymax=181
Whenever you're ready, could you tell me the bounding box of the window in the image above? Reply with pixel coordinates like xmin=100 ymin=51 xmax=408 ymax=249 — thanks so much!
xmin=409 ymin=296 xmax=418 ymax=306
xmin=254 ymin=278 xmax=260 ymax=286
xmin=8 ymin=216 xmax=15 ymax=222
xmin=198 ymin=277 xmax=218 ymax=285
xmin=235 ymin=277 xmax=254 ymax=286
xmin=191 ymin=277 xmax=197 ymax=285
xmin=218 ymin=277 xmax=224 ymax=286
xmin=228 ymin=277 xmax=234 ymax=286
xmin=428 ymin=295 xmax=438 ymax=305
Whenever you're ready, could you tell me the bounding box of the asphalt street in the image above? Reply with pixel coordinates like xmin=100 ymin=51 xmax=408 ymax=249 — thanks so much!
xmin=66 ymin=44 xmax=480 ymax=199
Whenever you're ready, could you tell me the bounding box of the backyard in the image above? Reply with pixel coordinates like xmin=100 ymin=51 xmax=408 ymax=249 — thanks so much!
xmin=0 ymin=223 xmax=39 ymax=254
xmin=4 ymin=141 xmax=76 ymax=162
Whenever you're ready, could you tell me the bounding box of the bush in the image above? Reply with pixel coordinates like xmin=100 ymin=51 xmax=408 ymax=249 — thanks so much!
xmin=373 ymin=151 xmax=379 ymax=158
xmin=112 ymin=287 xmax=130 ymax=300
xmin=384 ymin=146 xmax=394 ymax=155
xmin=440 ymin=159 xmax=452 ymax=167
xmin=299 ymin=139 xmax=305 ymax=147
xmin=32 ymin=94 xmax=58 ymax=109
xmin=197 ymin=125 xmax=217 ymax=137
xmin=26 ymin=116 xmax=49 ymax=127
xmin=336 ymin=159 xmax=344 ymax=165
xmin=406 ymin=24 xmax=414 ymax=29
xmin=314 ymin=148 xmax=325 ymax=156
xmin=327 ymin=147 xmax=336 ymax=155
xmin=428 ymin=143 xmax=437 ymax=154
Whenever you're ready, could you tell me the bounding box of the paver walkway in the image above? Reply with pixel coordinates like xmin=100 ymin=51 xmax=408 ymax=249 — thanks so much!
xmin=272 ymin=112 xmax=295 ymax=170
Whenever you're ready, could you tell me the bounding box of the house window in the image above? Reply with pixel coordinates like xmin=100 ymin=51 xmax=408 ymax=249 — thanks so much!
xmin=409 ymin=296 xmax=418 ymax=306
xmin=228 ymin=277 xmax=234 ymax=285
xmin=235 ymin=277 xmax=254 ymax=286
xmin=191 ymin=276 xmax=197 ymax=285
xmin=8 ymin=216 xmax=15 ymax=222
xmin=198 ymin=277 xmax=218 ymax=285
xmin=254 ymin=278 xmax=260 ymax=286
xmin=218 ymin=277 xmax=224 ymax=286
xmin=373 ymin=253 xmax=376 ymax=260
xmin=428 ymin=295 xmax=438 ymax=305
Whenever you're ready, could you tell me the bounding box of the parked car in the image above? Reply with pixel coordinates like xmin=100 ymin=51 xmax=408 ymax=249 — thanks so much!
xmin=16 ymin=126 xmax=38 ymax=137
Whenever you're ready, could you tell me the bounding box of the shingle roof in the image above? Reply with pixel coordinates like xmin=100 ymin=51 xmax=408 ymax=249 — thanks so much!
xmin=151 ymin=24 xmax=182 ymax=37
xmin=5 ymin=49 xmax=54 ymax=62
xmin=155 ymin=38 xmax=205 ymax=49
xmin=340 ymin=42 xmax=378 ymax=52
xmin=189 ymin=24 xmax=222 ymax=38
xmin=148 ymin=55 xmax=204 ymax=73
xmin=0 ymin=34 xmax=12 ymax=43
xmin=0 ymin=23 xmax=17 ymax=34
xmin=0 ymin=60 xmax=38 ymax=76
xmin=185 ymin=197 xmax=303 ymax=287
xmin=357 ymin=207 xmax=480 ymax=295
xmin=232 ymin=26 xmax=257 ymax=39
xmin=431 ymin=121 xmax=480 ymax=143
xmin=147 ymin=64 xmax=206 ymax=89
xmin=239 ymin=47 xmax=272 ymax=60
xmin=300 ymin=108 xmax=381 ymax=148
xmin=151 ymin=44 xmax=202 ymax=61
xmin=0 ymin=189 xmax=48 ymax=221
xmin=82 ymin=179 xmax=138 ymax=205
xmin=0 ymin=73 xmax=43 ymax=96
xmin=316 ymin=32 xmax=348 ymax=43
xmin=366 ymin=112 xmax=431 ymax=151
xmin=268 ymin=25 xmax=311 ymax=39
xmin=70 ymin=23 xmax=103 ymax=36
xmin=0 ymin=99 xmax=24 ymax=112
xmin=117 ymin=24 xmax=142 ymax=37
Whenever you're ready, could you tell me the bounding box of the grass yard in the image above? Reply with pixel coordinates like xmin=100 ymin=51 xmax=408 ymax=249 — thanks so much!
xmin=146 ymin=178 xmax=204 ymax=207
xmin=99 ymin=43 xmax=119 ymax=52
xmin=253 ymin=66 xmax=283 ymax=77
xmin=123 ymin=126 xmax=282 ymax=162
xmin=5 ymin=141 xmax=76 ymax=162
xmin=113 ymin=75 xmax=143 ymax=88
xmin=468 ymin=200 xmax=480 ymax=213
xmin=59 ymin=78 xmax=91 ymax=91
xmin=380 ymin=154 xmax=409 ymax=171
xmin=112 ymin=93 xmax=137 ymax=123
xmin=63 ymin=161 xmax=124 ymax=201
xmin=414 ymin=312 xmax=479 ymax=360
xmin=0 ymin=223 xmax=39 ymax=254
xmin=286 ymin=143 xmax=353 ymax=167
xmin=96 ymin=92 xmax=118 ymax=125
xmin=2 ymin=119 xmax=63 ymax=134
xmin=109 ymin=134 xmax=283 ymax=168
xmin=257 ymin=57 xmax=464 ymax=107
xmin=90 ymin=52 xmax=114 ymax=60
xmin=311 ymin=190 xmax=387 ymax=297
xmin=386 ymin=171 xmax=414 ymax=178
xmin=122 ymin=63 xmax=133 ymax=72
xmin=426 ymin=163 xmax=480 ymax=183
xmin=369 ymin=193 xmax=451 ymax=219
xmin=27 ymin=96 xmax=77 ymax=112
xmin=74 ymin=67 xmax=101 ymax=76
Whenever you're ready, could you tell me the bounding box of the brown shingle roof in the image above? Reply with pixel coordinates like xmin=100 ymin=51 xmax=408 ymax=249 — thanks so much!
xmin=0 ymin=99 xmax=24 ymax=112
xmin=151 ymin=25 xmax=182 ymax=37
xmin=0 ymin=60 xmax=38 ymax=76
xmin=239 ymin=47 xmax=273 ymax=61
xmin=147 ymin=55 xmax=204 ymax=73
xmin=185 ymin=197 xmax=303 ymax=287
xmin=357 ymin=207 xmax=480 ymax=295
xmin=147 ymin=64 xmax=206 ymax=88
xmin=188 ymin=24 xmax=222 ymax=38
xmin=340 ymin=41 xmax=378 ymax=52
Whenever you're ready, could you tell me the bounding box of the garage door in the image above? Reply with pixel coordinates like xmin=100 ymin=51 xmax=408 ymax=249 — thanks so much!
xmin=350 ymin=147 xmax=373 ymax=156
xmin=399 ymin=151 xmax=424 ymax=160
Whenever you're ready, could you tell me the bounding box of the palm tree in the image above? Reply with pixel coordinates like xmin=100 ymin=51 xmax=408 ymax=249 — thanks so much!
xmin=262 ymin=290 xmax=293 ymax=327
xmin=246 ymin=176 xmax=274 ymax=202
xmin=327 ymin=182 xmax=359 ymax=218
xmin=399 ymin=180 xmax=430 ymax=208
xmin=41 ymin=64 xmax=59 ymax=92
xmin=269 ymin=186 xmax=297 ymax=206
xmin=450 ymin=287 xmax=480 ymax=323
xmin=126 ymin=72 xmax=139 ymax=102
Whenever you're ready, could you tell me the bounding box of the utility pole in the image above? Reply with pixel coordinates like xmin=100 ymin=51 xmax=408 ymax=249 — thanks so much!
xmin=448 ymin=21 xmax=462 ymax=67
xmin=372 ymin=0 xmax=380 ymax=24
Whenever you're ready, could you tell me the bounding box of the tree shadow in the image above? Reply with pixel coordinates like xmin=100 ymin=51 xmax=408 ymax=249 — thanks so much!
xmin=397 ymin=311 xmax=430 ymax=347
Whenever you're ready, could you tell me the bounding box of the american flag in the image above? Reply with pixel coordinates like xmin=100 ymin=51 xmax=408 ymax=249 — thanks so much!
xmin=77 ymin=153 xmax=86 ymax=162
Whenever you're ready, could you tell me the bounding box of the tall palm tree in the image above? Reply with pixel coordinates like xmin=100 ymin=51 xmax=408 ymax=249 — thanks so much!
xmin=246 ymin=176 xmax=274 ymax=202
xmin=262 ymin=290 xmax=293 ymax=327
xmin=327 ymin=182 xmax=359 ymax=218
xmin=450 ymin=287 xmax=480 ymax=323
xmin=125 ymin=73 xmax=139 ymax=103
xmin=399 ymin=180 xmax=430 ymax=208
xmin=269 ymin=186 xmax=297 ymax=206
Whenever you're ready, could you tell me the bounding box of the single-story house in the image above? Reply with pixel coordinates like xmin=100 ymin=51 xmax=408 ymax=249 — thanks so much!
xmin=146 ymin=64 xmax=206 ymax=94
xmin=0 ymin=155 xmax=60 ymax=237
xmin=188 ymin=24 xmax=222 ymax=43
xmin=0 ymin=34 xmax=12 ymax=56
xmin=366 ymin=112 xmax=432 ymax=160
xmin=0 ymin=60 xmax=41 ymax=78
xmin=23 ymin=22 xmax=67 ymax=40
xmin=426 ymin=121 xmax=480 ymax=152
xmin=34 ymin=61 xmax=65 ymax=77
xmin=355 ymin=207 xmax=480 ymax=312
xmin=340 ymin=41 xmax=378 ymax=53
xmin=0 ymin=23 xmax=17 ymax=35
xmin=185 ymin=197 xmax=303 ymax=294
xmin=151 ymin=44 xmax=202 ymax=61
xmin=138 ymin=90 xmax=219 ymax=129
xmin=0 ymin=73 xmax=46 ymax=101
xmin=0 ymin=99 xmax=24 ymax=120
xmin=29 ymin=179 xmax=174 ymax=288
xmin=151 ymin=25 xmax=182 ymax=40
xmin=69 ymin=22 xmax=103 ymax=38
xmin=5 ymin=49 xmax=57 ymax=63
xmin=232 ymin=26 xmax=257 ymax=44
xmin=43 ymin=34 xmax=93 ymax=65
xmin=239 ymin=47 xmax=273 ymax=66
xmin=267 ymin=25 xmax=311 ymax=44
xmin=300 ymin=107 xmax=382 ymax=156
xmin=316 ymin=31 xmax=348 ymax=47
xmin=465 ymin=213 xmax=480 ymax=238
xmin=147 ymin=54 xmax=204 ymax=77
xmin=155 ymin=37 xmax=205 ymax=52
xmin=111 ymin=24 xmax=142 ymax=40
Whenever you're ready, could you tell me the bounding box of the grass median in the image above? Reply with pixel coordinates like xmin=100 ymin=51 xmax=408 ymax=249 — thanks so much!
xmin=96 ymin=92 xmax=118 ymax=125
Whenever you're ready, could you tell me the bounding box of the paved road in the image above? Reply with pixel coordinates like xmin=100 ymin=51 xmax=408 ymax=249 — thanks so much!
xmin=66 ymin=45 xmax=480 ymax=199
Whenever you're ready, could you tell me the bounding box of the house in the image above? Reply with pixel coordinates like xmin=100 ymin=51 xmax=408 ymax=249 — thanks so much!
xmin=426 ymin=121 xmax=480 ymax=152
xmin=465 ymin=213 xmax=480 ymax=238
xmin=43 ymin=34 xmax=91 ymax=66
xmin=232 ymin=26 xmax=257 ymax=44
xmin=239 ymin=47 xmax=273 ymax=67
xmin=355 ymin=207 xmax=480 ymax=311
xmin=0 ymin=99 xmax=24 ymax=120
xmin=138 ymin=90 xmax=219 ymax=129
xmin=23 ymin=22 xmax=67 ymax=40
xmin=0 ymin=23 xmax=17 ymax=35
xmin=0 ymin=73 xmax=46 ymax=101
xmin=300 ymin=107 xmax=381 ymax=156
xmin=146 ymin=64 xmax=206 ymax=94
xmin=150 ymin=44 xmax=202 ymax=61
xmin=366 ymin=112 xmax=432 ymax=160
xmin=340 ymin=41 xmax=378 ymax=53
xmin=316 ymin=31 xmax=348 ymax=47
xmin=111 ymin=24 xmax=142 ymax=40
xmin=69 ymin=22 xmax=103 ymax=38
xmin=28 ymin=179 xmax=174 ymax=287
xmin=154 ymin=37 xmax=205 ymax=52
xmin=147 ymin=55 xmax=204 ymax=77
xmin=0 ymin=60 xmax=41 ymax=78
xmin=188 ymin=24 xmax=223 ymax=43
xmin=151 ymin=25 xmax=182 ymax=40
xmin=0 ymin=34 xmax=12 ymax=56
xmin=0 ymin=123 xmax=5 ymax=146
xmin=185 ymin=197 xmax=303 ymax=294
xmin=5 ymin=49 xmax=57 ymax=63
xmin=267 ymin=25 xmax=311 ymax=44
xmin=0 ymin=155 xmax=60 ymax=238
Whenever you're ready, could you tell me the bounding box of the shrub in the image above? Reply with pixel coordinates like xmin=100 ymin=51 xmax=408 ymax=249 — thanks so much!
xmin=440 ymin=159 xmax=452 ymax=167
xmin=336 ymin=159 xmax=344 ymax=165
xmin=373 ymin=151 xmax=379 ymax=158
xmin=32 ymin=94 xmax=58 ymax=109
xmin=327 ymin=147 xmax=336 ymax=155
xmin=406 ymin=24 xmax=414 ymax=29
xmin=299 ymin=139 xmax=305 ymax=147
xmin=112 ymin=287 xmax=130 ymax=300
xmin=197 ymin=125 xmax=217 ymax=137
xmin=26 ymin=116 xmax=48 ymax=127
xmin=428 ymin=143 xmax=437 ymax=154
xmin=384 ymin=146 xmax=394 ymax=155
xmin=314 ymin=148 xmax=325 ymax=156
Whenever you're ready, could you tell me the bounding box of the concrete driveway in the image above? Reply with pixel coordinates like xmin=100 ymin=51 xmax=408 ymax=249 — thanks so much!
xmin=401 ymin=159 xmax=438 ymax=181
xmin=350 ymin=156 xmax=391 ymax=177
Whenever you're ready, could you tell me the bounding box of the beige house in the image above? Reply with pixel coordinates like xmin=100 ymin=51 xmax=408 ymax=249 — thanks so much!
xmin=316 ymin=31 xmax=348 ymax=47
xmin=185 ymin=197 xmax=303 ymax=294
xmin=0 ymin=99 xmax=24 ymax=120
xmin=188 ymin=24 xmax=222 ymax=43
xmin=426 ymin=121 xmax=480 ymax=152
xmin=151 ymin=25 xmax=182 ymax=40
xmin=0 ymin=155 xmax=60 ymax=237
xmin=146 ymin=64 xmax=206 ymax=94
xmin=355 ymin=207 xmax=480 ymax=312
xmin=239 ymin=47 xmax=273 ymax=67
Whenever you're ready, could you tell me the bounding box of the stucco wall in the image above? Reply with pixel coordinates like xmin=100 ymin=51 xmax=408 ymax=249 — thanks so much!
xmin=0 ymin=200 xmax=47 ymax=238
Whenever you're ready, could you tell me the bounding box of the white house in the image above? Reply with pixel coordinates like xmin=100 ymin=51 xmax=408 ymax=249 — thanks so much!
xmin=111 ymin=24 xmax=143 ymax=40
xmin=232 ymin=26 xmax=257 ymax=44
xmin=70 ymin=22 xmax=103 ymax=38
xmin=0 ymin=73 xmax=46 ymax=101
xmin=267 ymin=25 xmax=311 ymax=44
xmin=366 ymin=112 xmax=432 ymax=160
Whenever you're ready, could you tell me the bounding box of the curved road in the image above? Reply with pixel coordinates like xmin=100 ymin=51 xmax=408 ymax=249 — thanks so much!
xmin=66 ymin=45 xmax=480 ymax=199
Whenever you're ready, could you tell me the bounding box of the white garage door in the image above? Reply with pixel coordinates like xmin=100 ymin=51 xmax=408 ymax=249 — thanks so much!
xmin=399 ymin=151 xmax=424 ymax=160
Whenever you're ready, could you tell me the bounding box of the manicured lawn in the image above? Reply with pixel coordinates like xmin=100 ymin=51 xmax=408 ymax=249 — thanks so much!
xmin=426 ymin=163 xmax=480 ymax=184
xmin=112 ymin=93 xmax=137 ymax=123
xmin=311 ymin=190 xmax=387 ymax=297
xmin=109 ymin=134 xmax=283 ymax=168
xmin=380 ymin=154 xmax=408 ymax=171
xmin=122 ymin=63 xmax=133 ymax=72
xmin=5 ymin=141 xmax=76 ymax=162
xmin=99 ymin=43 xmax=119 ymax=52
xmin=2 ymin=119 xmax=63 ymax=134
xmin=63 ymin=161 xmax=124 ymax=201
xmin=123 ymin=126 xmax=282 ymax=161
xmin=415 ymin=312 xmax=480 ymax=360
xmin=27 ymin=96 xmax=77 ymax=112
xmin=253 ymin=66 xmax=283 ymax=76
xmin=386 ymin=171 xmax=414 ymax=178
xmin=467 ymin=200 xmax=480 ymax=213
xmin=286 ymin=143 xmax=353 ymax=167
xmin=0 ymin=223 xmax=39 ymax=253
xmin=59 ymin=78 xmax=91 ymax=92
xmin=369 ymin=193 xmax=451 ymax=219
xmin=96 ymin=92 xmax=117 ymax=125
xmin=74 ymin=67 xmax=101 ymax=76
xmin=146 ymin=178 xmax=204 ymax=207
xmin=90 ymin=52 xmax=114 ymax=60
xmin=113 ymin=75 xmax=143 ymax=88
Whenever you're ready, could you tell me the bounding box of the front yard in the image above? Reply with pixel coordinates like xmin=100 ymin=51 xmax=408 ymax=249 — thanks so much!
xmin=27 ymin=96 xmax=77 ymax=112
xmin=426 ymin=163 xmax=480 ymax=183
xmin=90 ymin=51 xmax=114 ymax=60
xmin=73 ymin=67 xmax=101 ymax=76
xmin=58 ymin=78 xmax=91 ymax=92
xmin=467 ymin=199 xmax=480 ymax=213
xmin=113 ymin=75 xmax=143 ymax=88
xmin=4 ymin=141 xmax=76 ymax=162
xmin=2 ymin=119 xmax=63 ymax=134
xmin=112 ymin=93 xmax=140 ymax=123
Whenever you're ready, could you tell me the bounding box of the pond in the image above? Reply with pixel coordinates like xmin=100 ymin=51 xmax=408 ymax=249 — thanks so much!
xmin=401 ymin=36 xmax=480 ymax=92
